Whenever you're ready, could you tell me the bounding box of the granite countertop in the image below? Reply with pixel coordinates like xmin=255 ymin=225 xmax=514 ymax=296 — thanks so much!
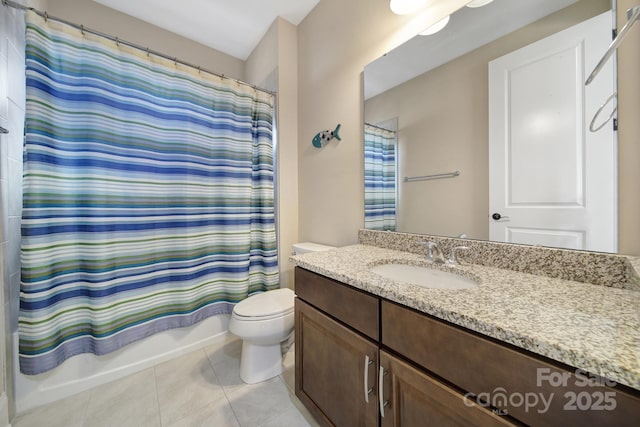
xmin=290 ymin=244 xmax=640 ymax=392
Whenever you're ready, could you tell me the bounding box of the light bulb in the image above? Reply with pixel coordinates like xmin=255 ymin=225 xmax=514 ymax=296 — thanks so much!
xmin=466 ymin=0 xmax=494 ymax=8
xmin=390 ymin=0 xmax=428 ymax=15
xmin=420 ymin=15 xmax=450 ymax=35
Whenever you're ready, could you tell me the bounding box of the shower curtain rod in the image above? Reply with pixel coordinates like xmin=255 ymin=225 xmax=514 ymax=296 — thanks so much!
xmin=365 ymin=122 xmax=397 ymax=133
xmin=1 ymin=0 xmax=275 ymax=96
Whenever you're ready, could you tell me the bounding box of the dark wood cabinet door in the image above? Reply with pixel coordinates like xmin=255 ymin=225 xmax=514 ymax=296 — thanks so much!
xmin=296 ymin=299 xmax=379 ymax=427
xmin=379 ymin=350 xmax=515 ymax=427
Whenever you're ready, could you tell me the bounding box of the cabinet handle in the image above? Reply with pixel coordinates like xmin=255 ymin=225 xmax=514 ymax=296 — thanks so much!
xmin=379 ymin=366 xmax=389 ymax=417
xmin=364 ymin=355 xmax=374 ymax=403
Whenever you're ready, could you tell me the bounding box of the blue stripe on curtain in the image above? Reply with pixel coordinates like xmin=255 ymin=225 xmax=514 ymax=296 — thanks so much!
xmin=20 ymin=12 xmax=278 ymax=375
xmin=364 ymin=124 xmax=397 ymax=231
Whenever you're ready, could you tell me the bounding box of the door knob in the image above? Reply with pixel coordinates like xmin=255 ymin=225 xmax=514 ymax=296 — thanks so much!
xmin=491 ymin=213 xmax=509 ymax=221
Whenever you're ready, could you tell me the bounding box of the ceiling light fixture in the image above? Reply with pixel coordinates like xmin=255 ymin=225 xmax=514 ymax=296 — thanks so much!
xmin=390 ymin=0 xmax=428 ymax=15
xmin=466 ymin=0 xmax=494 ymax=8
xmin=419 ymin=15 xmax=450 ymax=36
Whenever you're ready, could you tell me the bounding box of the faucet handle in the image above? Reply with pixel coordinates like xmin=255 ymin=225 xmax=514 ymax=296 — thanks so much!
xmin=419 ymin=241 xmax=445 ymax=263
xmin=448 ymin=246 xmax=470 ymax=265
xmin=418 ymin=241 xmax=432 ymax=251
xmin=418 ymin=241 xmax=432 ymax=257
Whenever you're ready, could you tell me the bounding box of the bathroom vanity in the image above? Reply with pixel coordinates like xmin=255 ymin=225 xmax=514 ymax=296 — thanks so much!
xmin=291 ymin=236 xmax=640 ymax=426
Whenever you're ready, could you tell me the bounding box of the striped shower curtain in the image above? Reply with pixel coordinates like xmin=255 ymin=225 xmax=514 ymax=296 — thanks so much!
xmin=20 ymin=12 xmax=278 ymax=375
xmin=364 ymin=124 xmax=397 ymax=231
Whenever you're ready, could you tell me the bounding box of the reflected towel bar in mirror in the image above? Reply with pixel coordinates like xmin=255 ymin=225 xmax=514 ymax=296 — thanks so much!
xmin=404 ymin=171 xmax=460 ymax=183
xmin=0 ymin=126 xmax=9 ymax=134
xmin=585 ymin=6 xmax=640 ymax=85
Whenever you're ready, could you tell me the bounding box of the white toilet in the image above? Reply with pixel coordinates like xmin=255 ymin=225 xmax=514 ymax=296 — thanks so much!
xmin=229 ymin=242 xmax=335 ymax=384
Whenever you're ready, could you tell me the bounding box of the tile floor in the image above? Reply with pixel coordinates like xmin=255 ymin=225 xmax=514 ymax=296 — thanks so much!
xmin=13 ymin=334 xmax=320 ymax=427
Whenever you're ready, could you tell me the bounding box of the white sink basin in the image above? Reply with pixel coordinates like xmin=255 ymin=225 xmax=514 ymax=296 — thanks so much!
xmin=370 ymin=264 xmax=478 ymax=290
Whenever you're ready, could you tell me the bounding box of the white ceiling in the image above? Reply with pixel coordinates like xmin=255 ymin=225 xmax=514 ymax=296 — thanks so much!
xmin=93 ymin=0 xmax=320 ymax=60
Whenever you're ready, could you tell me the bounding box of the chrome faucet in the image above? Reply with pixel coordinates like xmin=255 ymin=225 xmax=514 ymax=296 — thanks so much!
xmin=421 ymin=242 xmax=470 ymax=265
xmin=422 ymin=241 xmax=446 ymax=264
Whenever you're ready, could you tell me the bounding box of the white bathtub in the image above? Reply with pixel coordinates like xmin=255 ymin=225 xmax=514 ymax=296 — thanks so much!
xmin=13 ymin=314 xmax=230 ymax=414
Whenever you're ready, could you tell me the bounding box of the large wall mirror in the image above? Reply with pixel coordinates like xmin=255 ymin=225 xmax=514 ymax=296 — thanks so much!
xmin=364 ymin=0 xmax=623 ymax=253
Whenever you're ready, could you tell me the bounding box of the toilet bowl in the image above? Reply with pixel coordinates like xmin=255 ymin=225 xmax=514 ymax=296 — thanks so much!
xmin=229 ymin=288 xmax=295 ymax=384
xmin=229 ymin=242 xmax=335 ymax=384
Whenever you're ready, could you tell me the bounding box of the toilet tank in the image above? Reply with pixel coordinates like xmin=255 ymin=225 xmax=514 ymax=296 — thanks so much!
xmin=292 ymin=242 xmax=335 ymax=255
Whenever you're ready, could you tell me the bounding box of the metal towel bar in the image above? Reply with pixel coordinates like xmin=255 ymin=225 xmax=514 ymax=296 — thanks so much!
xmin=586 ymin=6 xmax=640 ymax=86
xmin=404 ymin=171 xmax=460 ymax=182
xmin=590 ymin=92 xmax=617 ymax=132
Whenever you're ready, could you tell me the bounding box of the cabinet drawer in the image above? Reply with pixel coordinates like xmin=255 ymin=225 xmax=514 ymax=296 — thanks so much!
xmin=382 ymin=300 xmax=640 ymax=426
xmin=295 ymin=267 xmax=379 ymax=341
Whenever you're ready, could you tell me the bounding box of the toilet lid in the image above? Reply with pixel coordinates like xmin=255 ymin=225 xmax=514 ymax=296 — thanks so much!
xmin=233 ymin=288 xmax=295 ymax=318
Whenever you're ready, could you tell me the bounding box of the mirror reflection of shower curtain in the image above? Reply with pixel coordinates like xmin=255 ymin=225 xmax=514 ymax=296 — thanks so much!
xmin=364 ymin=123 xmax=397 ymax=231
xmin=20 ymin=11 xmax=278 ymax=375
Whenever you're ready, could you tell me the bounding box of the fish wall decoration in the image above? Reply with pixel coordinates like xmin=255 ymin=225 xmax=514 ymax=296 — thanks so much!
xmin=312 ymin=124 xmax=341 ymax=148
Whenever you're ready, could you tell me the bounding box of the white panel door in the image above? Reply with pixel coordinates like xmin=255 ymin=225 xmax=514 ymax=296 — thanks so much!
xmin=489 ymin=11 xmax=616 ymax=252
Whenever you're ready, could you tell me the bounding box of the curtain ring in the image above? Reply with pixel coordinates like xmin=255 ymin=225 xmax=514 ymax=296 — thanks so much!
xmin=115 ymin=37 xmax=120 ymax=47
xmin=174 ymin=57 xmax=178 ymax=66
xmin=197 ymin=66 xmax=201 ymax=74
xmin=589 ymin=92 xmax=617 ymax=132
xmin=80 ymin=25 xmax=85 ymax=36
xmin=146 ymin=47 xmax=150 ymax=57
xmin=44 ymin=11 xmax=48 ymax=22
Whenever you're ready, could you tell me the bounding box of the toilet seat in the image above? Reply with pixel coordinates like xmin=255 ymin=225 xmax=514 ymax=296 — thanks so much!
xmin=233 ymin=288 xmax=294 ymax=321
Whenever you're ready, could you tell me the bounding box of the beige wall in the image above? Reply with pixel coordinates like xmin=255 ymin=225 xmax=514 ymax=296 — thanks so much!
xmin=274 ymin=18 xmax=300 ymax=289
xmin=366 ymin=52 xmax=490 ymax=239
xmin=617 ymin=0 xmax=640 ymax=255
xmin=297 ymin=0 xmax=468 ymax=248
xmin=365 ymin=0 xmax=610 ymax=241
xmin=43 ymin=0 xmax=244 ymax=80
xmin=245 ymin=18 xmax=300 ymax=289
xmin=245 ymin=20 xmax=279 ymax=88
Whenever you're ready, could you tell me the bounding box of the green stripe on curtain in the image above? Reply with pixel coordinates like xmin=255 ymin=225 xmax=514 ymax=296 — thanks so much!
xmin=364 ymin=124 xmax=397 ymax=231
xmin=20 ymin=12 xmax=278 ymax=375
